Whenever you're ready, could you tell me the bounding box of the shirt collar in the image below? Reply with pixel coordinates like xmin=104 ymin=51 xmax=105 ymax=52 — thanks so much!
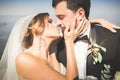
xmin=79 ymin=23 xmax=91 ymax=39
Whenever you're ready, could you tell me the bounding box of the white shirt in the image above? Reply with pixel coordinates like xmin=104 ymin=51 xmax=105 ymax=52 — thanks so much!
xmin=74 ymin=24 xmax=91 ymax=79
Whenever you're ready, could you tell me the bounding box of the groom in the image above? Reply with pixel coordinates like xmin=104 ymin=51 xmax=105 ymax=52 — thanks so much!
xmin=52 ymin=0 xmax=120 ymax=79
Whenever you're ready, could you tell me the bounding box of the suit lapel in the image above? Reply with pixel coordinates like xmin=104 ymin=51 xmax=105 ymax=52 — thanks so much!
xmin=90 ymin=23 xmax=97 ymax=43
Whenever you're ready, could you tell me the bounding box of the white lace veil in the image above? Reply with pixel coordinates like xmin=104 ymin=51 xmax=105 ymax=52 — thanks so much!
xmin=0 ymin=15 xmax=35 ymax=80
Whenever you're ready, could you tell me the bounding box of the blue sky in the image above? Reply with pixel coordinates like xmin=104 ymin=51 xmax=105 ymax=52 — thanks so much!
xmin=90 ymin=0 xmax=120 ymax=25
xmin=0 ymin=0 xmax=120 ymax=25
xmin=0 ymin=0 xmax=54 ymax=16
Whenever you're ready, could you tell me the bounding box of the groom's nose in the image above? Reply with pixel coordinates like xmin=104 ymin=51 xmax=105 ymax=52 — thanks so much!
xmin=56 ymin=20 xmax=66 ymax=31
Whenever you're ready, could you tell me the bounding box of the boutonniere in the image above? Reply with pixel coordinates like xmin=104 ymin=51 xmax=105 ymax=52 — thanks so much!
xmin=87 ymin=38 xmax=106 ymax=64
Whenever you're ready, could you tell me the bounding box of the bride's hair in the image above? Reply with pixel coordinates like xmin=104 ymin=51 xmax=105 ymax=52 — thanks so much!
xmin=0 ymin=13 xmax=51 ymax=80
xmin=22 ymin=13 xmax=49 ymax=49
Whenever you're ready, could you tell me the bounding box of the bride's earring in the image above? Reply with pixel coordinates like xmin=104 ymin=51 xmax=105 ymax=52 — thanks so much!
xmin=39 ymin=35 xmax=46 ymax=47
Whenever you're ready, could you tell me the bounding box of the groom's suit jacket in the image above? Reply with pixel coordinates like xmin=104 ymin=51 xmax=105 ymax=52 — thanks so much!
xmin=56 ymin=23 xmax=120 ymax=79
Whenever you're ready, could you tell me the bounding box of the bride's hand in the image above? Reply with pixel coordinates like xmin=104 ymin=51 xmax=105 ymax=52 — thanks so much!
xmin=64 ymin=17 xmax=87 ymax=42
xmin=90 ymin=18 xmax=120 ymax=33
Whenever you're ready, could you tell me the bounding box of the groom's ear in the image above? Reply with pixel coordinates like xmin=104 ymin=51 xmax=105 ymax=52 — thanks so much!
xmin=76 ymin=8 xmax=85 ymax=21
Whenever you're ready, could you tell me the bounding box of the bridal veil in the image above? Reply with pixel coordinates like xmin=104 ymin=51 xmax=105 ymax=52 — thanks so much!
xmin=0 ymin=15 xmax=34 ymax=80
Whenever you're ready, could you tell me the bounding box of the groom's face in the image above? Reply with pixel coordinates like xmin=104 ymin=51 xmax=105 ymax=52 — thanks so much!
xmin=54 ymin=1 xmax=76 ymax=30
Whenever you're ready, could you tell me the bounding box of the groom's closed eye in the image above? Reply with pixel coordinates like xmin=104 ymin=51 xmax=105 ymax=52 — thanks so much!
xmin=57 ymin=15 xmax=64 ymax=20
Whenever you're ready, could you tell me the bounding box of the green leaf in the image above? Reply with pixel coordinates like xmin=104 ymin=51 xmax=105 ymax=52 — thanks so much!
xmin=104 ymin=64 xmax=108 ymax=69
xmin=104 ymin=74 xmax=112 ymax=78
xmin=107 ymin=65 xmax=111 ymax=68
xmin=101 ymin=75 xmax=106 ymax=80
xmin=94 ymin=48 xmax=99 ymax=52
xmin=89 ymin=38 xmax=93 ymax=43
xmin=93 ymin=43 xmax=100 ymax=48
xmin=98 ymin=52 xmax=102 ymax=63
xmin=114 ymin=71 xmax=120 ymax=80
xmin=100 ymin=46 xmax=106 ymax=52
xmin=103 ymin=69 xmax=110 ymax=74
xmin=87 ymin=49 xmax=92 ymax=56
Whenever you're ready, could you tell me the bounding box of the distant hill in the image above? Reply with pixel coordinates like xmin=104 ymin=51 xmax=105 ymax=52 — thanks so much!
xmin=0 ymin=22 xmax=7 ymax=26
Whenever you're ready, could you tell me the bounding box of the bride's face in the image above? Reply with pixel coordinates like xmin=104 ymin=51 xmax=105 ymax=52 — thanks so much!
xmin=42 ymin=16 xmax=62 ymax=39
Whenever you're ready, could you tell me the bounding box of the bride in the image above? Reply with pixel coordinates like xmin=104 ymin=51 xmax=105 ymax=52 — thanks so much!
xmin=0 ymin=12 xmax=84 ymax=80
xmin=0 ymin=12 xmax=119 ymax=80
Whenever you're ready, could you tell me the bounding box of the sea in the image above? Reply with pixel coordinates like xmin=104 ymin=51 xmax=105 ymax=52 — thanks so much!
xmin=0 ymin=15 xmax=25 ymax=59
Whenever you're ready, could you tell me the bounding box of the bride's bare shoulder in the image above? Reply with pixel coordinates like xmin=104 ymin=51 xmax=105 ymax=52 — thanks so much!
xmin=16 ymin=53 xmax=32 ymax=69
xmin=15 ymin=52 xmax=43 ymax=78
xmin=15 ymin=51 xmax=52 ymax=79
xmin=16 ymin=52 xmax=29 ymax=61
xmin=16 ymin=52 xmax=38 ymax=67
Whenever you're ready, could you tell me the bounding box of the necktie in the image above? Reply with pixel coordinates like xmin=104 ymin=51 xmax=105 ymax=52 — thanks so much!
xmin=74 ymin=35 xmax=89 ymax=43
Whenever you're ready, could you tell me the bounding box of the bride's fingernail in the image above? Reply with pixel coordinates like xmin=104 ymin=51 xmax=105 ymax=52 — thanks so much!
xmin=66 ymin=23 xmax=69 ymax=26
xmin=59 ymin=31 xmax=63 ymax=37
xmin=113 ymin=30 xmax=116 ymax=33
xmin=75 ymin=14 xmax=79 ymax=17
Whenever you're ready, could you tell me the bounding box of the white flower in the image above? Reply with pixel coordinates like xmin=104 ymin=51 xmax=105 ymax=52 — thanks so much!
xmin=87 ymin=38 xmax=106 ymax=64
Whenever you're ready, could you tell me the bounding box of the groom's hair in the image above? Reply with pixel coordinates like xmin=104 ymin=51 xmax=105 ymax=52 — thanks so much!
xmin=52 ymin=0 xmax=91 ymax=19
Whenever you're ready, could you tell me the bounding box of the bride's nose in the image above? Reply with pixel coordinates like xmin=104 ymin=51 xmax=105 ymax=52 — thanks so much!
xmin=51 ymin=22 xmax=57 ymax=28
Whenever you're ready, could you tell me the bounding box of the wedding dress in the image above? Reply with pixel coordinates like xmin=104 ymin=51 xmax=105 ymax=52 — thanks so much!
xmin=0 ymin=14 xmax=66 ymax=80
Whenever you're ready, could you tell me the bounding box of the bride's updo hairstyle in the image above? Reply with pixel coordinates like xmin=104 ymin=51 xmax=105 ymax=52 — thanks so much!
xmin=22 ymin=13 xmax=49 ymax=49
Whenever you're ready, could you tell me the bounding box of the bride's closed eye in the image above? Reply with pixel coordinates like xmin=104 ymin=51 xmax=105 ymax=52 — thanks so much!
xmin=48 ymin=19 xmax=53 ymax=23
